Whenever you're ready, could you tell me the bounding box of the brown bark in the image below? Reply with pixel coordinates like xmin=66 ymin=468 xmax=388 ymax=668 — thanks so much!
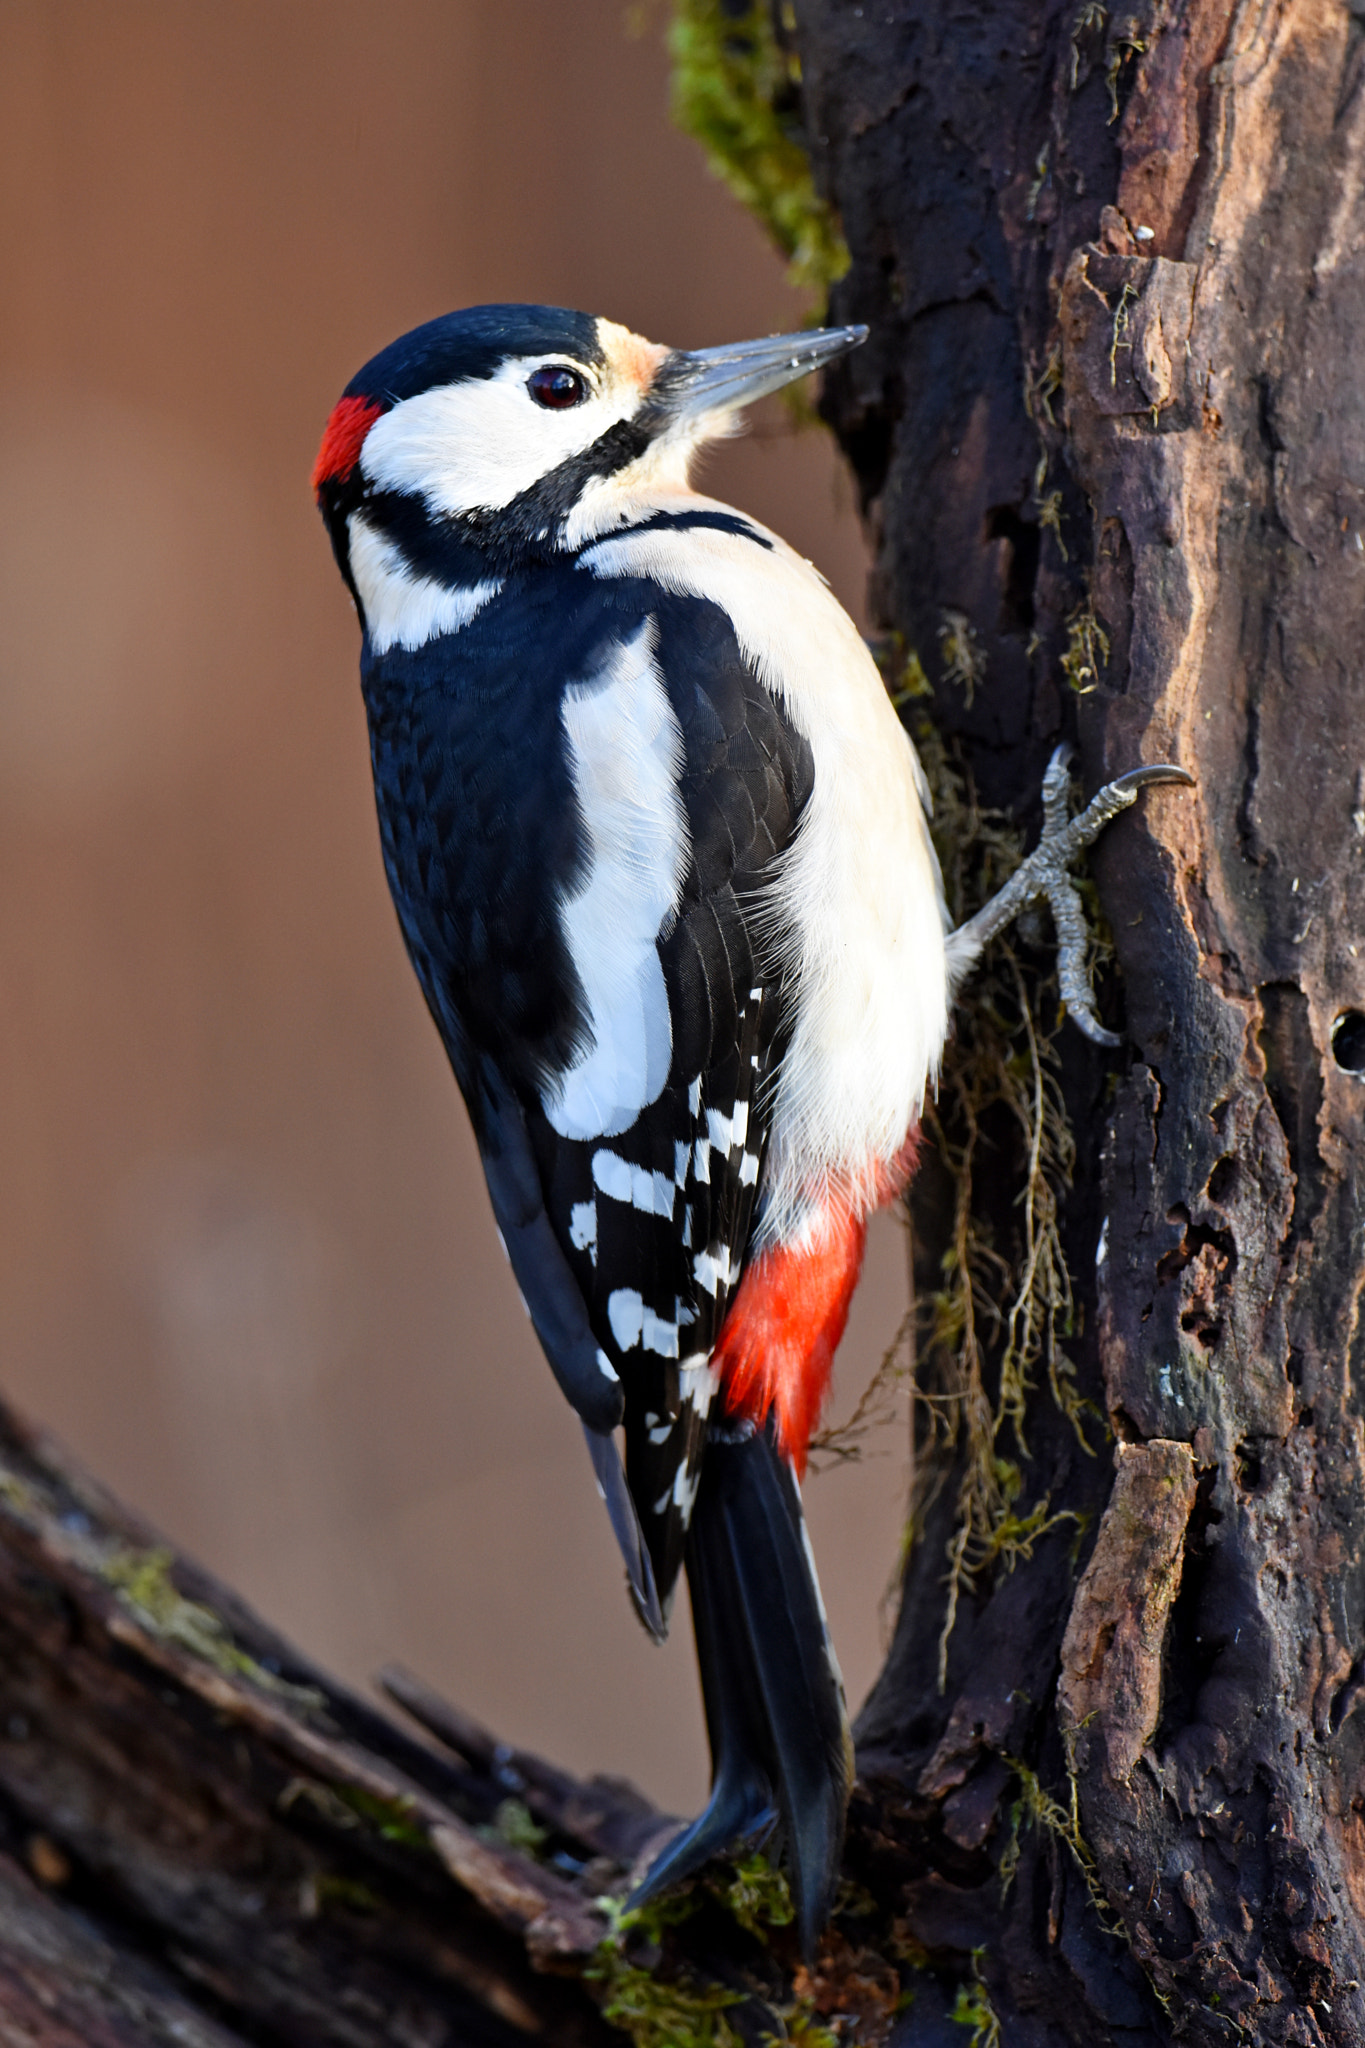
xmin=0 ymin=1396 xmax=645 ymax=2044
xmin=796 ymin=0 xmax=1365 ymax=2041
xmin=5 ymin=6 xmax=1365 ymax=2044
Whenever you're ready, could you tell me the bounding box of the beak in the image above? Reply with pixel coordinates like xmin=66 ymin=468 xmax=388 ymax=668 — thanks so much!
xmin=654 ymin=324 xmax=868 ymax=425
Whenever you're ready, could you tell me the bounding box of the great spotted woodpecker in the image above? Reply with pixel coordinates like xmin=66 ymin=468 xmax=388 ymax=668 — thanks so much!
xmin=314 ymin=304 xmax=1188 ymax=1952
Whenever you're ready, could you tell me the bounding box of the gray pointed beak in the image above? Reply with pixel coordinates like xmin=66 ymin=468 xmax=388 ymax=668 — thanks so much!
xmin=654 ymin=323 xmax=868 ymax=424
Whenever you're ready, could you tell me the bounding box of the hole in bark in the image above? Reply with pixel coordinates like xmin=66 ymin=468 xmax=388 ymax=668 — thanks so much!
xmin=982 ymin=505 xmax=1039 ymax=636
xmin=1155 ymin=1466 xmax=1222 ymax=1754
xmin=1234 ymin=1440 xmax=1265 ymax=1493
xmin=1332 ymin=1009 xmax=1365 ymax=1072
xmin=1156 ymin=1213 xmax=1236 ymax=1286
xmin=836 ymin=404 xmax=895 ymax=511
xmin=1258 ymin=982 xmax=1326 ymax=1238
xmin=1206 ymin=1155 xmax=1237 ymax=1205
xmin=1180 ymin=1305 xmax=1222 ymax=1349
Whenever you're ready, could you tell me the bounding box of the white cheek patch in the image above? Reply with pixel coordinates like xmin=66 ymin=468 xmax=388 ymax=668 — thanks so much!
xmin=349 ymin=516 xmax=500 ymax=653
xmin=359 ymin=354 xmax=640 ymax=519
xmin=541 ymin=619 xmax=690 ymax=1141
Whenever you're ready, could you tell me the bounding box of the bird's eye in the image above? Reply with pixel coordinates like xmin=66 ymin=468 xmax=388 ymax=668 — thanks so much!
xmin=528 ymin=364 xmax=588 ymax=409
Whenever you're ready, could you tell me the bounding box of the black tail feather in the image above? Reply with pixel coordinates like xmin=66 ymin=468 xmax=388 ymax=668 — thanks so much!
xmin=629 ymin=1420 xmax=852 ymax=1958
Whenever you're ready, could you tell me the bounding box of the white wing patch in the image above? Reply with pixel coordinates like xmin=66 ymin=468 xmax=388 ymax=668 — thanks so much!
xmin=679 ymin=1351 xmax=719 ymax=1415
xmin=348 ymin=515 xmax=500 ymax=653
xmin=592 ymin=1147 xmax=676 ymax=1218
xmin=569 ymin=1200 xmax=598 ymax=1263
xmin=693 ymin=1244 xmax=740 ymax=1297
xmin=607 ymin=1287 xmax=684 ymax=1359
xmin=541 ymin=619 xmax=690 ymax=1141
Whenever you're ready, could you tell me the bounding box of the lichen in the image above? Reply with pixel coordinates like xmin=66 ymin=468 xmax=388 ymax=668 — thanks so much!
xmin=1107 ymin=279 xmax=1138 ymax=386
xmin=668 ymin=0 xmax=849 ymax=295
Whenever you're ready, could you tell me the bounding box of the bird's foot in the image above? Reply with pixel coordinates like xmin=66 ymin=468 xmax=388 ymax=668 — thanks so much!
xmin=947 ymin=746 xmax=1194 ymax=1047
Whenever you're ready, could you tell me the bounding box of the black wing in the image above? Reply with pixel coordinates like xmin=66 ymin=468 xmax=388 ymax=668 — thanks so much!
xmin=361 ymin=568 xmax=812 ymax=1628
xmin=522 ymin=592 xmax=812 ymax=1619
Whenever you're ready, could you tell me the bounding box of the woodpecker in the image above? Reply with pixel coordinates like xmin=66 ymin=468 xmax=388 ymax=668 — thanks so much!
xmin=314 ymin=303 xmax=1187 ymax=1954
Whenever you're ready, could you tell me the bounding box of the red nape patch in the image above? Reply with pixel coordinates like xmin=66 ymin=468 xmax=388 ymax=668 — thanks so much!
xmin=312 ymin=394 xmax=383 ymax=494
xmin=715 ymin=1211 xmax=867 ymax=1478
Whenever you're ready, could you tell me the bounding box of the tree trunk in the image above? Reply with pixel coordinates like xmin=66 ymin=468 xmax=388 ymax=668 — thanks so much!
xmin=4 ymin=4 xmax=1365 ymax=2043
xmin=797 ymin=0 xmax=1365 ymax=2041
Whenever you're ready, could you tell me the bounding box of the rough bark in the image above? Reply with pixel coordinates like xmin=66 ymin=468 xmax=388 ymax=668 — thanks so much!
xmin=0 ymin=1396 xmax=652 ymax=2044
xmin=5 ymin=5 xmax=1365 ymax=2043
xmin=797 ymin=0 xmax=1365 ymax=2041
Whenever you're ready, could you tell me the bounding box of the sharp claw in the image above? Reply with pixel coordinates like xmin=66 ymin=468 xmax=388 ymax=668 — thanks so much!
xmin=1068 ymin=1007 xmax=1124 ymax=1050
xmin=1108 ymin=762 xmax=1196 ymax=795
xmin=948 ymin=751 xmax=1194 ymax=1044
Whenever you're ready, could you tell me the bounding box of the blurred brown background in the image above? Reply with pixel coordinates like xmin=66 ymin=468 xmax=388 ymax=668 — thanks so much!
xmin=0 ymin=0 xmax=910 ymax=1814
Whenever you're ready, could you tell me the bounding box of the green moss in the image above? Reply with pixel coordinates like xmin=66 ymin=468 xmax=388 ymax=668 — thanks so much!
xmin=950 ymin=1953 xmax=1002 ymax=2048
xmin=334 ymin=1785 xmax=430 ymax=1851
xmin=314 ymin=1872 xmax=383 ymax=1914
xmin=587 ymin=1855 xmax=851 ymax=2047
xmin=587 ymin=1892 xmax=743 ymax=2048
xmin=480 ymin=1796 xmax=548 ymax=1855
xmin=998 ymin=1757 xmax=1119 ymax=1936
xmin=101 ymin=1547 xmax=323 ymax=1708
xmin=775 ymin=2011 xmax=841 ymax=2047
xmin=668 ymin=1 xmax=849 ymax=295
xmin=590 ymin=1962 xmax=745 ymax=2048
xmin=895 ymin=725 xmax=1097 ymax=1687
xmin=719 ymin=1850 xmax=795 ymax=1937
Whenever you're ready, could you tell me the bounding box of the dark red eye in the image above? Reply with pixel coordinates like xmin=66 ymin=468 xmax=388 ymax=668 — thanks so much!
xmin=528 ymin=364 xmax=588 ymax=409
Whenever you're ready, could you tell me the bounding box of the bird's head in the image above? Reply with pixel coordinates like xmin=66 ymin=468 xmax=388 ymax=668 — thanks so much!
xmin=313 ymin=303 xmax=866 ymax=605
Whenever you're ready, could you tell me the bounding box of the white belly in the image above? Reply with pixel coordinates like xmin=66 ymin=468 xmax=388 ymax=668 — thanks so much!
xmin=580 ymin=500 xmax=950 ymax=1250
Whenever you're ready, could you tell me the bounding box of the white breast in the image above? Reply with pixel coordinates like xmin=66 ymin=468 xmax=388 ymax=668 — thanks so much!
xmin=579 ymin=501 xmax=950 ymax=1249
xmin=541 ymin=618 xmax=691 ymax=1141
